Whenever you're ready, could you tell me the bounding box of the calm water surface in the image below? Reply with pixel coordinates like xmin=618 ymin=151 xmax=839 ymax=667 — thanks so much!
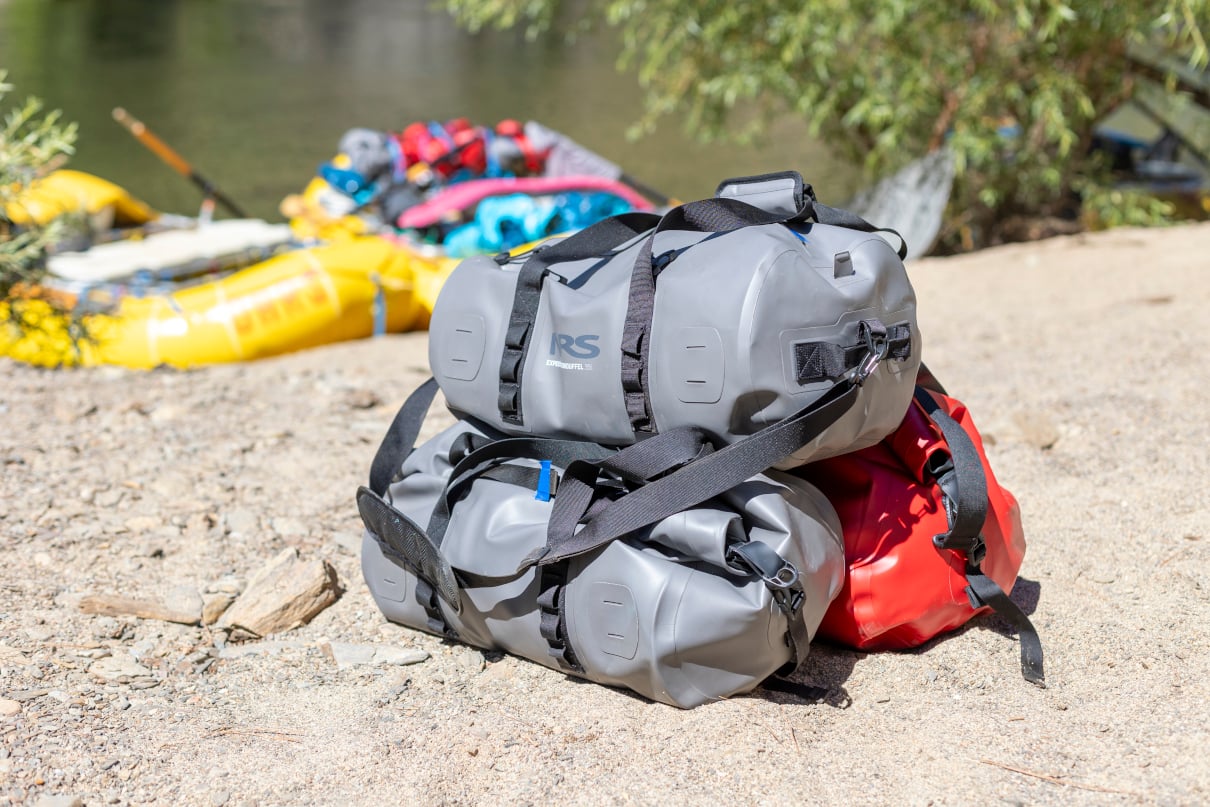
xmin=0 ymin=0 xmax=856 ymax=220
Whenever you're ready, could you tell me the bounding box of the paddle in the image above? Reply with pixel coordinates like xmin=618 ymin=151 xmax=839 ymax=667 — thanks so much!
xmin=112 ymin=107 xmax=249 ymax=219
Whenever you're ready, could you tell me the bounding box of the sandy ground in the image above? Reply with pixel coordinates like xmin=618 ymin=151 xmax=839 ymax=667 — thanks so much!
xmin=2 ymin=223 xmax=1209 ymax=806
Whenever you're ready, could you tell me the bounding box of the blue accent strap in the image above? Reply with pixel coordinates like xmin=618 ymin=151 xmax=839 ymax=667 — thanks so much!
xmin=535 ymin=460 xmax=554 ymax=502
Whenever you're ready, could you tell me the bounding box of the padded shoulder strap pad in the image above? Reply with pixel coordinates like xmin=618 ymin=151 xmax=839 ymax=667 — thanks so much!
xmin=714 ymin=171 xmax=814 ymax=218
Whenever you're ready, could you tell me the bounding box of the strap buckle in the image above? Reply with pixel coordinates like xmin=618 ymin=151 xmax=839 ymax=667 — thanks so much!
xmin=850 ymin=320 xmax=889 ymax=386
xmin=726 ymin=542 xmax=804 ymax=615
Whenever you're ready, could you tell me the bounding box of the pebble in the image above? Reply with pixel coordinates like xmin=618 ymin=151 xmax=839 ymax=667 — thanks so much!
xmin=89 ymin=655 xmax=153 ymax=684
xmin=326 ymin=642 xmax=430 ymax=670
xmin=210 ymin=790 xmax=230 ymax=806
xmin=32 ymin=796 xmax=84 ymax=807
xmin=0 ymin=698 xmax=21 ymax=716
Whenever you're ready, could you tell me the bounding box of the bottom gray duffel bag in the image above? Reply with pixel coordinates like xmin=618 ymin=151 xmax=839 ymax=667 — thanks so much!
xmin=357 ymin=387 xmax=846 ymax=708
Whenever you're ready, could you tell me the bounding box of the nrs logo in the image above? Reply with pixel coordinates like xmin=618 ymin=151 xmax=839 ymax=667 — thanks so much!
xmin=549 ymin=332 xmax=601 ymax=360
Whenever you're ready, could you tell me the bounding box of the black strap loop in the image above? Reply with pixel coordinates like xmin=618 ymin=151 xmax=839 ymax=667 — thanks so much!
xmin=913 ymin=386 xmax=1045 ymax=686
xmin=496 ymin=212 xmax=659 ymax=425
xmin=368 ymin=377 xmax=440 ymax=497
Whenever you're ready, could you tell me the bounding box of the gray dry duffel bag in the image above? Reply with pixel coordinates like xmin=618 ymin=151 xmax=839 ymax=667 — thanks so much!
xmin=428 ymin=171 xmax=921 ymax=467
xmin=357 ymin=380 xmax=846 ymax=708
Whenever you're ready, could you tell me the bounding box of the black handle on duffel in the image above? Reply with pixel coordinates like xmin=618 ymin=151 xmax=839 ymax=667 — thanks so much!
xmin=498 ymin=212 xmax=661 ymax=426
xmin=621 ymin=175 xmax=907 ymax=433
xmin=913 ymin=386 xmax=1046 ymax=687
xmin=519 ymin=374 xmax=862 ymax=572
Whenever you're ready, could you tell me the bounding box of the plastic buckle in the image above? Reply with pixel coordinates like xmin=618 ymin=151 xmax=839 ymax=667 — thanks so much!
xmin=933 ymin=531 xmax=988 ymax=567
xmin=773 ymin=586 xmax=806 ymax=616
xmin=652 ymin=250 xmax=676 ymax=274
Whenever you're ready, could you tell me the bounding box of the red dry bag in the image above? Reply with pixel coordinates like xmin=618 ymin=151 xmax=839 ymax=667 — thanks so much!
xmin=798 ymin=380 xmax=1045 ymax=684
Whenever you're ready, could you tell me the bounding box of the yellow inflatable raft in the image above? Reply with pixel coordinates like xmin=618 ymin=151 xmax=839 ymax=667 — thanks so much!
xmin=2 ymin=172 xmax=458 ymax=369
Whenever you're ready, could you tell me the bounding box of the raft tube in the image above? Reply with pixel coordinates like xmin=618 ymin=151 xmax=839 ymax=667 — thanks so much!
xmin=2 ymin=236 xmax=457 ymax=369
xmin=396 ymin=175 xmax=655 ymax=229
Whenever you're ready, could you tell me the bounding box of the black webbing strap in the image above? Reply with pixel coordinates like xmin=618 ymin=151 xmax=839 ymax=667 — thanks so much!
xmin=537 ymin=565 xmax=582 ymax=672
xmin=497 ymin=212 xmax=660 ymax=425
xmin=795 ymin=324 xmax=913 ymax=385
xmin=913 ymin=387 xmax=1046 ymax=686
xmin=360 ymin=377 xmax=462 ymax=636
xmin=356 ymin=485 xmax=462 ymax=639
xmin=369 ymin=377 xmax=440 ymax=497
xmin=521 ymin=374 xmax=862 ymax=571
xmin=726 ymin=540 xmax=810 ymax=669
xmin=426 ymin=436 xmax=617 ymax=547
xmin=620 ymin=193 xmax=906 ymax=433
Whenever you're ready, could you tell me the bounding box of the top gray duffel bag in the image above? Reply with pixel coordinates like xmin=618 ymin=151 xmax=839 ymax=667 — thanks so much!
xmin=429 ymin=170 xmax=921 ymax=467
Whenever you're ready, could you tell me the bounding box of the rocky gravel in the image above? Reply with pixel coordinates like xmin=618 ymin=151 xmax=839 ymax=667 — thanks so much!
xmin=2 ymin=224 xmax=1209 ymax=804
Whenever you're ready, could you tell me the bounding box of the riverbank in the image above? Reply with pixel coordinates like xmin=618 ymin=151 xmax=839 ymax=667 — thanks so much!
xmin=1 ymin=222 xmax=1208 ymax=804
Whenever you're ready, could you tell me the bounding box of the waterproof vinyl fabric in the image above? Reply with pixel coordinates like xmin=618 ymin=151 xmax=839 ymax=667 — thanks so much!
xmin=361 ymin=421 xmax=846 ymax=708
xmin=797 ymin=391 xmax=1026 ymax=650
xmin=428 ymin=205 xmax=919 ymax=468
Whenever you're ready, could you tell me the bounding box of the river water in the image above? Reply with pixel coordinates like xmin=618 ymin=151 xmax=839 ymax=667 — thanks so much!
xmin=0 ymin=0 xmax=855 ymax=220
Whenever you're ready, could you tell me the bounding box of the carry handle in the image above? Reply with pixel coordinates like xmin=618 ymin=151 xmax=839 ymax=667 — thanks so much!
xmin=714 ymin=170 xmax=815 ymax=218
xmin=497 ymin=211 xmax=660 ymax=426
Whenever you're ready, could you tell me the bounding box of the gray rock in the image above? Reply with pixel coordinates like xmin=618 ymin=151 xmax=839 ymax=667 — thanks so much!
xmin=92 ymin=616 xmax=125 ymax=640
xmin=270 ymin=516 xmax=309 ymax=537
xmin=325 ymin=642 xmax=429 ymax=670
xmin=223 ymin=509 xmax=259 ymax=536
xmin=33 ymin=796 xmax=84 ymax=807
xmin=89 ymin=655 xmax=153 ymax=684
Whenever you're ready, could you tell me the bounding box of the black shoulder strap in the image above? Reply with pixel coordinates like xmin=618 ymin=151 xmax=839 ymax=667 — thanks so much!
xmin=521 ymin=374 xmax=862 ymax=571
xmin=369 ymin=377 xmax=440 ymax=497
xmin=913 ymin=386 xmax=1046 ymax=687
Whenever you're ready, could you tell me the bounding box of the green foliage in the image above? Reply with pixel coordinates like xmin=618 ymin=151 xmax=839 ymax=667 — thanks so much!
xmin=0 ymin=71 xmax=78 ymax=333
xmin=446 ymin=0 xmax=1210 ymax=249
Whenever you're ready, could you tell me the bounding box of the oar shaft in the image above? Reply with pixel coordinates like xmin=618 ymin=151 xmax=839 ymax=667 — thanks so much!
xmin=112 ymin=108 xmax=249 ymax=219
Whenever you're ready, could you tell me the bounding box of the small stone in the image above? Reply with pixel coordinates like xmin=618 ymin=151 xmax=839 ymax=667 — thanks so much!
xmin=1013 ymin=411 xmax=1060 ymax=450
xmin=223 ymin=509 xmax=259 ymax=536
xmin=123 ymin=516 xmax=163 ymax=533
xmin=330 ymin=531 xmax=363 ymax=555
xmin=374 ymin=647 xmax=430 ymax=667
xmin=343 ymin=389 xmax=382 ymax=409
xmin=210 ymin=791 xmax=230 ymax=807
xmin=33 ymin=796 xmax=84 ymax=807
xmin=47 ymin=690 xmax=70 ymax=703
xmin=112 ymin=697 xmax=131 ymax=711
xmin=95 ymin=488 xmax=125 ymax=508
xmin=89 ymin=655 xmax=153 ymax=684
xmin=325 ymin=642 xmax=376 ymax=669
xmin=201 ymin=593 xmax=235 ymax=626
xmin=456 ymin=648 xmax=486 ymax=673
xmin=92 ymin=616 xmax=124 ymax=640
xmin=0 ymin=698 xmax=20 ymax=716
xmin=149 ymin=403 xmax=185 ymax=423
xmin=270 ymin=517 xmax=309 ymax=538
